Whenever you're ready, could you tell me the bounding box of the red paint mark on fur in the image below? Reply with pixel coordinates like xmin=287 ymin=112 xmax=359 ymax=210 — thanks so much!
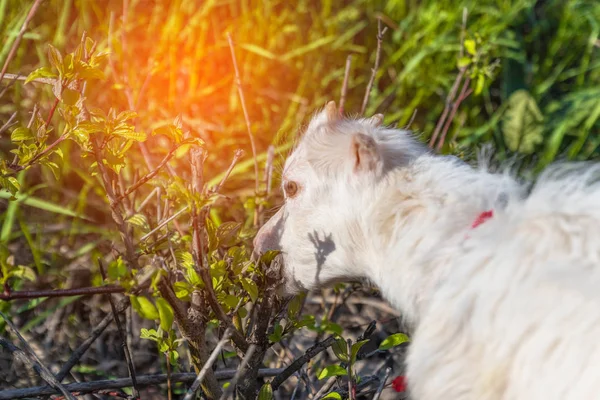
xmin=471 ymin=210 xmax=494 ymax=229
xmin=392 ymin=375 xmax=407 ymax=392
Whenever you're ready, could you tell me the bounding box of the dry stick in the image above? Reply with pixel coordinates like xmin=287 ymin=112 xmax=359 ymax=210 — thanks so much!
xmin=271 ymin=336 xmax=337 ymax=390
xmin=98 ymin=261 xmax=140 ymax=399
xmin=428 ymin=67 xmax=466 ymax=148
xmin=0 ymin=313 xmax=76 ymax=400
xmin=372 ymin=367 xmax=392 ymax=400
xmin=117 ymin=140 xmax=192 ymax=202
xmin=139 ymin=206 xmax=188 ymax=242
xmin=347 ymin=339 xmax=355 ymax=400
xmin=183 ymin=328 xmax=233 ymax=400
xmin=313 ymin=376 xmax=337 ymax=399
xmin=211 ymin=149 xmax=245 ymax=194
xmin=56 ymin=296 xmax=130 ymax=381
xmin=435 ymin=77 xmax=472 ymax=151
xmin=339 ymin=55 xmax=353 ymax=114
xmin=0 ymin=72 xmax=19 ymax=98
xmin=0 ymin=285 xmax=124 ymax=301
xmin=218 ymin=344 xmax=257 ymax=400
xmin=190 ymin=149 xmax=248 ymax=353
xmin=0 ymin=0 xmax=43 ymax=83
xmin=227 ymin=32 xmax=259 ymax=223
xmin=0 ymin=369 xmax=285 ymax=400
xmin=429 ymin=7 xmax=468 ymax=149
xmin=0 ymin=111 xmax=17 ymax=135
xmin=91 ymin=137 xmax=137 ymax=268
xmin=165 ymin=353 xmax=172 ymax=400
xmin=360 ymin=18 xmax=388 ymax=116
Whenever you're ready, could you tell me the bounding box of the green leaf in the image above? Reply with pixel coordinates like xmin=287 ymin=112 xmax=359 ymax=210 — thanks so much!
xmin=9 ymin=265 xmax=36 ymax=281
xmin=156 ymin=297 xmax=174 ymax=331
xmin=130 ymin=295 xmax=159 ymax=320
xmin=350 ymin=339 xmax=370 ymax=363
xmin=321 ymin=393 xmax=342 ymax=400
xmin=268 ymin=321 xmax=283 ymax=343
xmin=47 ymin=44 xmax=64 ymax=75
xmin=378 ymin=333 xmax=410 ymax=351
xmin=331 ymin=337 xmax=349 ymax=362
xmin=474 ymin=73 xmax=485 ymax=96
xmin=108 ymin=257 xmax=127 ymax=280
xmin=257 ymin=383 xmax=273 ymax=400
xmin=241 ymin=278 xmax=258 ymax=302
xmin=287 ymin=292 xmax=305 ymax=319
xmin=457 ymin=56 xmax=472 ymax=68
xmin=11 ymin=127 xmax=33 ymax=142
xmin=62 ymin=88 xmax=80 ymax=106
xmin=140 ymin=328 xmax=162 ymax=341
xmin=502 ymin=90 xmax=544 ymax=154
xmin=464 ymin=39 xmax=476 ymax=56
xmin=318 ymin=365 xmax=347 ymax=380
xmin=173 ymin=281 xmax=192 ymax=301
xmin=6 ymin=177 xmax=20 ymax=192
xmin=127 ymin=214 xmax=150 ymax=231
xmin=25 ymin=66 xmax=57 ymax=84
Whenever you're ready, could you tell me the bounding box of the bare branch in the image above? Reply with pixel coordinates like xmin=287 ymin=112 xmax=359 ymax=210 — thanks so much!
xmin=211 ymin=149 xmax=245 ymax=194
xmin=372 ymin=367 xmax=392 ymax=400
xmin=218 ymin=344 xmax=257 ymax=400
xmin=183 ymin=328 xmax=233 ymax=400
xmin=227 ymin=32 xmax=260 ymax=212
xmin=360 ymin=18 xmax=388 ymax=116
xmin=339 ymin=55 xmax=353 ymax=114
xmin=0 ymin=285 xmax=124 ymax=301
xmin=0 ymin=0 xmax=43 ymax=84
xmin=436 ymin=77 xmax=472 ymax=151
xmin=0 ymin=369 xmax=285 ymax=400
xmin=57 ymin=296 xmax=130 ymax=381
xmin=271 ymin=336 xmax=337 ymax=390
xmin=99 ymin=260 xmax=140 ymax=399
xmin=0 ymin=313 xmax=76 ymax=400
xmin=117 ymin=140 xmax=193 ymax=202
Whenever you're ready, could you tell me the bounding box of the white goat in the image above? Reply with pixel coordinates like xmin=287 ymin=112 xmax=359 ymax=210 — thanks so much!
xmin=254 ymin=101 xmax=600 ymax=400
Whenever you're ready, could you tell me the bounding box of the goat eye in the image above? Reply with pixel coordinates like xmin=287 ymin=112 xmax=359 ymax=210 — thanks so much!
xmin=284 ymin=181 xmax=299 ymax=198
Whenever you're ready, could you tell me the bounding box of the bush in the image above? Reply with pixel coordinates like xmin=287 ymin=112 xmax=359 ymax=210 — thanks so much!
xmin=0 ymin=0 xmax=598 ymax=399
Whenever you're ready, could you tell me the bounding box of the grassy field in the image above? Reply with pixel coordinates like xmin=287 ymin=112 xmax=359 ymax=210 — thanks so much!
xmin=0 ymin=0 xmax=598 ymax=399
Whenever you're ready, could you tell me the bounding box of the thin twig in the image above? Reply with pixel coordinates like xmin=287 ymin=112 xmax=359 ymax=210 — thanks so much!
xmin=117 ymin=140 xmax=192 ymax=202
xmin=0 ymin=313 xmax=76 ymax=400
xmin=227 ymin=33 xmax=259 ymax=216
xmin=372 ymin=367 xmax=392 ymax=400
xmin=139 ymin=206 xmax=189 ymax=242
xmin=429 ymin=7 xmax=468 ymax=149
xmin=0 ymin=369 xmax=285 ymax=400
xmin=436 ymin=77 xmax=472 ymax=151
xmin=218 ymin=344 xmax=257 ymax=400
xmin=0 ymin=0 xmax=43 ymax=84
xmin=182 ymin=328 xmax=233 ymax=400
xmin=339 ymin=55 xmax=352 ymax=114
xmin=98 ymin=260 xmax=140 ymax=399
xmin=271 ymin=336 xmax=337 ymax=390
xmin=360 ymin=18 xmax=388 ymax=116
xmin=347 ymin=339 xmax=355 ymax=400
xmin=0 ymin=111 xmax=17 ymax=135
xmin=211 ymin=149 xmax=245 ymax=194
xmin=0 ymin=285 xmax=124 ymax=300
xmin=56 ymin=296 xmax=130 ymax=381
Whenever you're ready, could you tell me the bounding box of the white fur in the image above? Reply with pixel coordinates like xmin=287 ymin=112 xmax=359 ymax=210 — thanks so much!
xmin=254 ymin=104 xmax=600 ymax=399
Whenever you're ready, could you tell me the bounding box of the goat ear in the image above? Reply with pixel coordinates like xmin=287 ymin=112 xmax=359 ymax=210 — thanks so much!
xmin=351 ymin=133 xmax=382 ymax=173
